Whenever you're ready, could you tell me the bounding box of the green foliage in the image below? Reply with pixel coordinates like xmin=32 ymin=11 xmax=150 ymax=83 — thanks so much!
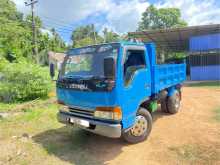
xmin=103 ymin=28 xmax=120 ymax=43
xmin=73 ymin=37 xmax=96 ymax=48
xmin=71 ymin=25 xmax=120 ymax=48
xmin=48 ymin=28 xmax=66 ymax=52
xmin=0 ymin=0 xmax=66 ymax=64
xmin=165 ymin=52 xmax=187 ymax=61
xmin=0 ymin=0 xmax=32 ymax=59
xmin=71 ymin=25 xmax=97 ymax=41
xmin=0 ymin=16 xmax=32 ymax=58
xmin=71 ymin=24 xmax=97 ymax=47
xmin=38 ymin=29 xmax=66 ymax=65
xmin=0 ymin=57 xmax=8 ymax=70
xmin=0 ymin=60 xmax=52 ymax=103
xmin=0 ymin=0 xmax=22 ymax=21
xmin=25 ymin=14 xmax=42 ymax=28
xmin=138 ymin=5 xmax=187 ymax=30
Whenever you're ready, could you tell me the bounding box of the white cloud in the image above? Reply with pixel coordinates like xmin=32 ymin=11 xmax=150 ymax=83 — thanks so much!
xmin=156 ymin=0 xmax=220 ymax=26
xmin=12 ymin=0 xmax=29 ymax=13
xmin=104 ymin=0 xmax=149 ymax=33
xmin=12 ymin=0 xmax=220 ymax=36
xmin=13 ymin=0 xmax=149 ymax=34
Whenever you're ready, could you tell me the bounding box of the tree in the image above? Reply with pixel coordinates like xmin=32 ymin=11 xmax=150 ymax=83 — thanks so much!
xmin=37 ymin=28 xmax=66 ymax=65
xmin=0 ymin=0 xmax=67 ymax=64
xmin=103 ymin=28 xmax=120 ymax=43
xmin=71 ymin=24 xmax=102 ymax=48
xmin=73 ymin=37 xmax=94 ymax=48
xmin=0 ymin=0 xmax=31 ymax=59
xmin=71 ymin=25 xmax=121 ymax=48
xmin=0 ymin=0 xmax=23 ymax=21
xmin=49 ymin=28 xmax=66 ymax=52
xmin=138 ymin=5 xmax=187 ymax=30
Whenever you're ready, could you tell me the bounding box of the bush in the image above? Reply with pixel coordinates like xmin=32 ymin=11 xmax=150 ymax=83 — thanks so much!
xmin=0 ymin=60 xmax=52 ymax=103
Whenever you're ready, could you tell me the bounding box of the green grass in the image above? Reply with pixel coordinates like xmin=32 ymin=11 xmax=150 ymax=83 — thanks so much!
xmin=0 ymin=99 xmax=108 ymax=165
xmin=0 ymin=103 xmax=60 ymax=137
xmin=0 ymin=97 xmax=56 ymax=113
xmin=0 ymin=102 xmax=18 ymax=112
xmin=214 ymin=107 xmax=220 ymax=122
xmin=0 ymin=100 xmax=63 ymax=164
xmin=187 ymin=81 xmax=220 ymax=88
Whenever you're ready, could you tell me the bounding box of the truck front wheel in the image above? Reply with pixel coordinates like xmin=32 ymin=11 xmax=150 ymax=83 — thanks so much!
xmin=122 ymin=108 xmax=152 ymax=143
xmin=167 ymin=90 xmax=181 ymax=114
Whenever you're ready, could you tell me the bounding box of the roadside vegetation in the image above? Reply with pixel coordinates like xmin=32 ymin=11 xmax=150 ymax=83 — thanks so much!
xmin=0 ymin=59 xmax=52 ymax=103
xmin=0 ymin=0 xmax=64 ymax=106
xmin=0 ymin=0 xmax=66 ymax=63
xmin=0 ymin=102 xmax=17 ymax=112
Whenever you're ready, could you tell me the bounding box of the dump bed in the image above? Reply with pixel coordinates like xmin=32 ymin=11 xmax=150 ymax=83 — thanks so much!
xmin=152 ymin=63 xmax=186 ymax=94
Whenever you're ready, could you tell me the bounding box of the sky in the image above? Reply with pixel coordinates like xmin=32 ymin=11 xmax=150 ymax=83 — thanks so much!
xmin=13 ymin=0 xmax=220 ymax=43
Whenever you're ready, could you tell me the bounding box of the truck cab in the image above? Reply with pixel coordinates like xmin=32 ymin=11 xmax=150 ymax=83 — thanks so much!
xmin=54 ymin=42 xmax=186 ymax=143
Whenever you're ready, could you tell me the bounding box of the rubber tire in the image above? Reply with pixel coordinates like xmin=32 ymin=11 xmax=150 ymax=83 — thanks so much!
xmin=122 ymin=108 xmax=152 ymax=144
xmin=167 ymin=90 xmax=181 ymax=114
xmin=161 ymin=99 xmax=168 ymax=113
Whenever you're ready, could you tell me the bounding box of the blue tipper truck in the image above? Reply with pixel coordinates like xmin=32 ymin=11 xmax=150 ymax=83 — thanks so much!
xmin=52 ymin=42 xmax=186 ymax=143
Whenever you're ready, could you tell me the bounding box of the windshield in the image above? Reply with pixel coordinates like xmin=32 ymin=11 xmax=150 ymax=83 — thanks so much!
xmin=57 ymin=43 xmax=119 ymax=92
xmin=61 ymin=43 xmax=119 ymax=79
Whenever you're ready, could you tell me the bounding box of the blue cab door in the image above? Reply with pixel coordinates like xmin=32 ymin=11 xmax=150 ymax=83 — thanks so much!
xmin=121 ymin=46 xmax=151 ymax=129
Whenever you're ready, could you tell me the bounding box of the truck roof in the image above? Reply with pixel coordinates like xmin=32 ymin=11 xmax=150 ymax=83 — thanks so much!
xmin=120 ymin=41 xmax=145 ymax=46
xmin=66 ymin=41 xmax=147 ymax=56
xmin=67 ymin=41 xmax=145 ymax=52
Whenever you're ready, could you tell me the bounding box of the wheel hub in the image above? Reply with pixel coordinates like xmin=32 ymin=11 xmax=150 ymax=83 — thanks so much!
xmin=130 ymin=115 xmax=148 ymax=137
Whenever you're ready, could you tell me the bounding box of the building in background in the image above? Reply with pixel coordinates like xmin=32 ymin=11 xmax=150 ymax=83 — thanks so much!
xmin=189 ymin=33 xmax=220 ymax=81
xmin=129 ymin=24 xmax=220 ymax=81
xmin=48 ymin=51 xmax=66 ymax=71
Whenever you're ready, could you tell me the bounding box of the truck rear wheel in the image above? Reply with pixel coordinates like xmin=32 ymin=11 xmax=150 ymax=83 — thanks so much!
xmin=160 ymin=90 xmax=168 ymax=113
xmin=161 ymin=99 xmax=168 ymax=113
xmin=122 ymin=108 xmax=152 ymax=143
xmin=167 ymin=90 xmax=181 ymax=114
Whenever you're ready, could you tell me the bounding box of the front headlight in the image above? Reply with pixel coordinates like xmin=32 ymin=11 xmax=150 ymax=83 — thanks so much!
xmin=94 ymin=107 xmax=122 ymax=121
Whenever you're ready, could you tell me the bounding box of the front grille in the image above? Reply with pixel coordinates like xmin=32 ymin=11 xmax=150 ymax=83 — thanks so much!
xmin=68 ymin=107 xmax=94 ymax=118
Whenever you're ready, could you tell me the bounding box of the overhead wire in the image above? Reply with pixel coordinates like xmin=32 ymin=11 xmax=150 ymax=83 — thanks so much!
xmin=39 ymin=15 xmax=75 ymax=31
xmin=35 ymin=14 xmax=99 ymax=42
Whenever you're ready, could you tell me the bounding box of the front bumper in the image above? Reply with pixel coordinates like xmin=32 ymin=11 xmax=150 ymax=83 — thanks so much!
xmin=57 ymin=112 xmax=122 ymax=138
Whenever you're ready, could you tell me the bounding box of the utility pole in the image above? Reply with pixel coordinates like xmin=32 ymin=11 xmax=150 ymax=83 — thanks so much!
xmin=25 ymin=0 xmax=39 ymax=63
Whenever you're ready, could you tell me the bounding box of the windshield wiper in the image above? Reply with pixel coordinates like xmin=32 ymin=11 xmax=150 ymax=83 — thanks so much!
xmin=88 ymin=76 xmax=106 ymax=80
xmin=62 ymin=75 xmax=87 ymax=80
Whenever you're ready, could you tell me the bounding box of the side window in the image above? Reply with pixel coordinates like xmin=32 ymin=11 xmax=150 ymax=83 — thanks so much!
xmin=124 ymin=49 xmax=146 ymax=86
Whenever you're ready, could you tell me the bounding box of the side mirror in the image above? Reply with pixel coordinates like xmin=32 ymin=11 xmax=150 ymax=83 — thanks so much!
xmin=104 ymin=57 xmax=115 ymax=79
xmin=49 ymin=63 xmax=55 ymax=79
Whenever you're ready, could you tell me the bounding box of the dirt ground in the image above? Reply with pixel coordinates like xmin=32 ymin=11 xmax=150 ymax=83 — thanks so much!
xmin=0 ymin=87 xmax=220 ymax=165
